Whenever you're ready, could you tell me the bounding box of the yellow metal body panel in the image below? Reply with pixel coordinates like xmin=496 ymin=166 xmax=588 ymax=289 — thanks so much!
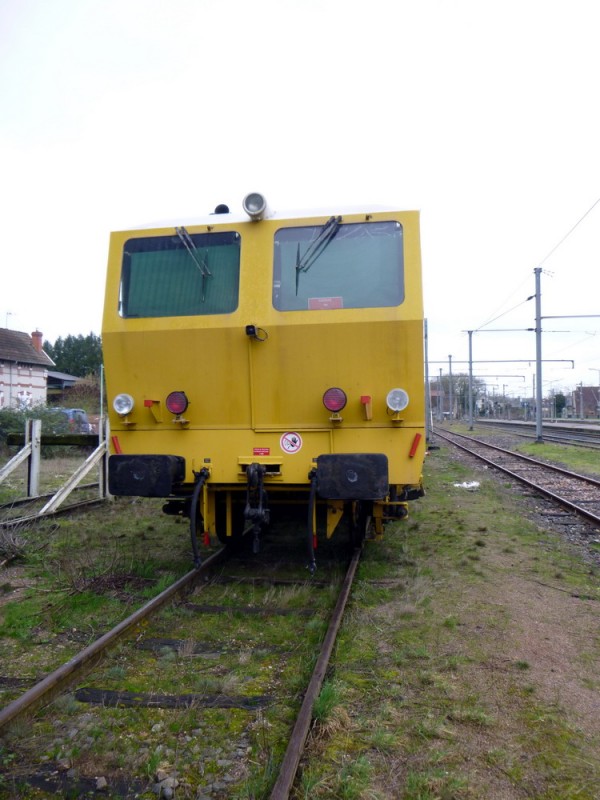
xmin=102 ymin=209 xmax=425 ymax=504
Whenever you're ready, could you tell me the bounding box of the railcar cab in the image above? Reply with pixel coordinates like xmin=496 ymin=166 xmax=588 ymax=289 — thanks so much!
xmin=103 ymin=193 xmax=425 ymax=568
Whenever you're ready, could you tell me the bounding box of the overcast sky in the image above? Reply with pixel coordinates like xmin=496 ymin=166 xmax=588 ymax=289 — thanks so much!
xmin=1 ymin=0 xmax=599 ymax=398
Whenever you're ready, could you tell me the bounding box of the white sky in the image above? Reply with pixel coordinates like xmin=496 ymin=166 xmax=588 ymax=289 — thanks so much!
xmin=1 ymin=0 xmax=599 ymax=399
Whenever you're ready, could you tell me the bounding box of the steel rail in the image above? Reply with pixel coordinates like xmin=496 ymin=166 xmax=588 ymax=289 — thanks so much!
xmin=475 ymin=420 xmax=600 ymax=449
xmin=0 ymin=547 xmax=226 ymax=732
xmin=530 ymin=433 xmax=600 ymax=450
xmin=0 ymin=483 xmax=99 ymax=511
xmin=270 ymin=545 xmax=363 ymax=800
xmin=436 ymin=430 xmax=600 ymax=527
xmin=481 ymin=427 xmax=600 ymax=449
xmin=530 ymin=437 xmax=600 ymax=453
xmin=0 ymin=497 xmax=105 ymax=528
xmin=443 ymin=429 xmax=600 ymax=485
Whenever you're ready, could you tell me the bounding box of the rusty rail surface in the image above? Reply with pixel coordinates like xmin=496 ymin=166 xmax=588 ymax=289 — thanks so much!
xmin=270 ymin=545 xmax=363 ymax=799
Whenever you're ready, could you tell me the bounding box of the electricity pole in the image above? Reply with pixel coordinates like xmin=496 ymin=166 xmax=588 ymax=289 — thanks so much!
xmin=534 ymin=267 xmax=543 ymax=442
xmin=448 ymin=355 xmax=453 ymax=421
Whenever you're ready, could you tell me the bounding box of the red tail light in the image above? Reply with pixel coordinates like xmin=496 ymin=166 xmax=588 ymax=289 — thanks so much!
xmin=166 ymin=391 xmax=189 ymax=415
xmin=323 ymin=387 xmax=347 ymax=412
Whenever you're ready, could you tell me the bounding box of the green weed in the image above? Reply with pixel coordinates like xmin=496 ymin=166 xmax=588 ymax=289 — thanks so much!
xmin=313 ymin=681 xmax=341 ymax=723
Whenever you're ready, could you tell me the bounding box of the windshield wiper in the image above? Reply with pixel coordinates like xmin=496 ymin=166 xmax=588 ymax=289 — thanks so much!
xmin=295 ymin=215 xmax=341 ymax=295
xmin=175 ymin=226 xmax=212 ymax=301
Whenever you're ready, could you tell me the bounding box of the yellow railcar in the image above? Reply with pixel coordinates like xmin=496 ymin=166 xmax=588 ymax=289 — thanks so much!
xmin=102 ymin=194 xmax=425 ymax=567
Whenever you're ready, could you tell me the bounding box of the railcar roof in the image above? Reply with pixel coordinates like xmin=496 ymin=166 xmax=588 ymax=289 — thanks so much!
xmin=119 ymin=204 xmax=414 ymax=233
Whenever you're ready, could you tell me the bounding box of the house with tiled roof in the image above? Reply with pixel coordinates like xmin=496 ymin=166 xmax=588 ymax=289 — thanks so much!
xmin=0 ymin=328 xmax=55 ymax=408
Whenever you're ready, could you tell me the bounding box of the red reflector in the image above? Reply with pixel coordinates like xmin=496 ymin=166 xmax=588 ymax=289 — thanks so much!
xmin=323 ymin=387 xmax=347 ymax=412
xmin=166 ymin=391 xmax=189 ymax=415
xmin=111 ymin=436 xmax=122 ymax=454
xmin=409 ymin=433 xmax=422 ymax=458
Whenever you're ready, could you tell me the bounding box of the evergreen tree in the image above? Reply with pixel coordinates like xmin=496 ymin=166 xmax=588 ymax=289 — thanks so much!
xmin=554 ymin=392 xmax=567 ymax=417
xmin=43 ymin=333 xmax=102 ymax=377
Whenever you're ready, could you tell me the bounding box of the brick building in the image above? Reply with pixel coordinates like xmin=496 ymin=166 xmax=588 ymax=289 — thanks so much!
xmin=0 ymin=328 xmax=55 ymax=408
xmin=569 ymin=385 xmax=600 ymax=419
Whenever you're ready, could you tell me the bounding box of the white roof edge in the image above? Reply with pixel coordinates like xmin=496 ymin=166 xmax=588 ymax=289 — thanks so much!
xmin=120 ymin=204 xmax=413 ymax=232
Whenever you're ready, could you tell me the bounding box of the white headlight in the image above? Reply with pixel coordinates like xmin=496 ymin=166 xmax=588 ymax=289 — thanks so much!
xmin=113 ymin=393 xmax=134 ymax=415
xmin=386 ymin=388 xmax=409 ymax=412
xmin=242 ymin=192 xmax=267 ymax=221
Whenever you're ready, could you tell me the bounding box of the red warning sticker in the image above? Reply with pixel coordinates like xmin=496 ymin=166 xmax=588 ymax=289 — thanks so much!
xmin=308 ymin=296 xmax=343 ymax=310
xmin=253 ymin=447 xmax=270 ymax=456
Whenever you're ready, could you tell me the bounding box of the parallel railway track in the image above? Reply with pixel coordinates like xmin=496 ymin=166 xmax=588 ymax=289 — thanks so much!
xmin=474 ymin=419 xmax=600 ymax=450
xmin=436 ymin=428 xmax=600 ymax=527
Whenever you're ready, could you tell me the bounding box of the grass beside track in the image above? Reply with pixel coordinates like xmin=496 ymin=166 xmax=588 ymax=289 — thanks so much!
xmin=296 ymin=440 xmax=600 ymax=800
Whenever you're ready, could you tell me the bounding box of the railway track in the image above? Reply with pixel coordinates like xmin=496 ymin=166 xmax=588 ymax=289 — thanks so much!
xmin=436 ymin=429 xmax=600 ymax=528
xmin=0 ymin=493 xmax=105 ymax=530
xmin=0 ymin=532 xmax=362 ymax=798
xmin=474 ymin=419 xmax=600 ymax=450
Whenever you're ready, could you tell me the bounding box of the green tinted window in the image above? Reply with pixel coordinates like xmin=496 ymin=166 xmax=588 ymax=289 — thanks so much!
xmin=120 ymin=230 xmax=240 ymax=318
xmin=273 ymin=220 xmax=404 ymax=311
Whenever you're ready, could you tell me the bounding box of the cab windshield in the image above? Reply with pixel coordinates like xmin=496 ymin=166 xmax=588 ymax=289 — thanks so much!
xmin=273 ymin=220 xmax=404 ymax=311
xmin=119 ymin=230 xmax=241 ymax=318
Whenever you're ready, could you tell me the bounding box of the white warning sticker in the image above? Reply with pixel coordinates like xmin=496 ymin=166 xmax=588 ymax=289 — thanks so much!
xmin=280 ymin=432 xmax=303 ymax=454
